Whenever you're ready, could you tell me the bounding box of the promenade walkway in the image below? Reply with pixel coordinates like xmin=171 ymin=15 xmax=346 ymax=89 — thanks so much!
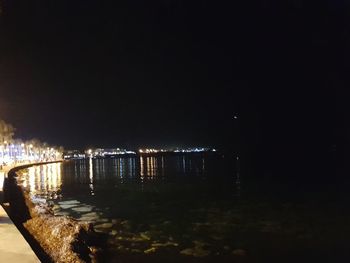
xmin=0 ymin=164 xmax=40 ymax=262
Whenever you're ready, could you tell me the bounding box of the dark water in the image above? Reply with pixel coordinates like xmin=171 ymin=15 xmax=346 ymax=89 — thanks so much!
xmin=18 ymin=155 xmax=350 ymax=262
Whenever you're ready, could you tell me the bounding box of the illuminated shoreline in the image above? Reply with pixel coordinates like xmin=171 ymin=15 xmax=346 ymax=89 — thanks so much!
xmin=3 ymin=160 xmax=100 ymax=262
xmin=64 ymin=149 xmax=219 ymax=160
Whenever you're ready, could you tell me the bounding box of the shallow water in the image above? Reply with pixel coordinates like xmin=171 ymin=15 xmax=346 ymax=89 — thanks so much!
xmin=17 ymin=155 xmax=350 ymax=262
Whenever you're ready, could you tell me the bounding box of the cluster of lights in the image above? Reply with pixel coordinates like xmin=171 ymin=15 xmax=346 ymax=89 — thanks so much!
xmin=174 ymin=148 xmax=199 ymax=153
xmin=0 ymin=119 xmax=62 ymax=166
xmin=139 ymin=147 xmax=216 ymax=154
xmin=0 ymin=141 xmax=62 ymax=165
xmin=63 ymin=148 xmax=137 ymax=159
xmin=64 ymin=147 xmax=217 ymax=159
xmin=139 ymin=148 xmax=162 ymax=154
xmin=87 ymin=148 xmax=136 ymax=157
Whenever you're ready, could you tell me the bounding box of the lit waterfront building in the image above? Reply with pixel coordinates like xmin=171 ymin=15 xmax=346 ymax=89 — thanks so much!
xmin=0 ymin=119 xmax=63 ymax=166
xmin=138 ymin=147 xmax=217 ymax=154
xmin=61 ymin=148 xmax=137 ymax=159
xmin=0 ymin=141 xmax=62 ymax=165
xmin=88 ymin=148 xmax=136 ymax=158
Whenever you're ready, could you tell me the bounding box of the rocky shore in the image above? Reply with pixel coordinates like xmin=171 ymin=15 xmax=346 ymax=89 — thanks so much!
xmin=3 ymin=165 xmax=102 ymax=263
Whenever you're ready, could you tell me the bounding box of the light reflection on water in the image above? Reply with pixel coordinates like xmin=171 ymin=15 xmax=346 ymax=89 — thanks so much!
xmin=18 ymin=155 xmax=237 ymax=221
xmin=17 ymin=155 xmax=244 ymax=260
xmin=15 ymin=157 xmax=350 ymax=262
xmin=21 ymin=163 xmax=62 ymax=200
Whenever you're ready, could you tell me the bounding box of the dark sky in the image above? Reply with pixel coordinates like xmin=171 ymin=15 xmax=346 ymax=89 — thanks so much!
xmin=0 ymin=0 xmax=343 ymax=173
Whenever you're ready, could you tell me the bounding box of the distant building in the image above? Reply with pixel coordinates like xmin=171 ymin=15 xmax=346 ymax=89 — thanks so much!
xmin=63 ymin=150 xmax=85 ymax=159
xmin=85 ymin=148 xmax=136 ymax=158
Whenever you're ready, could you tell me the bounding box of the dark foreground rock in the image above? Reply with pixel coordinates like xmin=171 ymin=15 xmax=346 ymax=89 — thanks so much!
xmin=4 ymin=168 xmax=104 ymax=263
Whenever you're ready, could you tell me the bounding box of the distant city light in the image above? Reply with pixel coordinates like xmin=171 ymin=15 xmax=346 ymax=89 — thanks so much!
xmin=138 ymin=147 xmax=217 ymax=154
xmin=63 ymin=147 xmax=218 ymax=160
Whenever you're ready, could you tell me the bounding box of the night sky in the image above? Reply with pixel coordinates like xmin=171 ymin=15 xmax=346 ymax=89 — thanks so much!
xmin=0 ymin=1 xmax=343 ymax=177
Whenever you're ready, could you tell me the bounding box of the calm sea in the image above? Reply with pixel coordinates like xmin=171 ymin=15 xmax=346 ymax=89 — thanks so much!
xmin=18 ymin=154 xmax=350 ymax=263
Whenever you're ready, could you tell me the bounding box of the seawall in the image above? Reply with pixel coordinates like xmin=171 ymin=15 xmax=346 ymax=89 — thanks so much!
xmin=0 ymin=161 xmax=63 ymax=263
xmin=1 ymin=160 xmax=101 ymax=263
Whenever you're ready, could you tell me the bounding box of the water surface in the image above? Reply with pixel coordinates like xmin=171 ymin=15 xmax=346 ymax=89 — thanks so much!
xmin=18 ymin=155 xmax=350 ymax=262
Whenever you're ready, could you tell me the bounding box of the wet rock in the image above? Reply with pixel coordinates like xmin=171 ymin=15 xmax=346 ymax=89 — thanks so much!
xmin=140 ymin=231 xmax=152 ymax=240
xmin=151 ymin=241 xmax=179 ymax=248
xmin=24 ymin=215 xmax=98 ymax=262
xmin=58 ymin=200 xmax=80 ymax=205
xmin=79 ymin=212 xmax=99 ymax=221
xmin=144 ymin=247 xmax=157 ymax=254
xmin=180 ymin=240 xmax=211 ymax=257
xmin=180 ymin=247 xmax=210 ymax=257
xmin=72 ymin=206 xmax=93 ymax=213
xmin=94 ymin=222 xmax=113 ymax=230
xmin=58 ymin=200 xmax=80 ymax=210
xmin=90 ymin=246 xmax=100 ymax=254
xmin=130 ymin=236 xmax=146 ymax=242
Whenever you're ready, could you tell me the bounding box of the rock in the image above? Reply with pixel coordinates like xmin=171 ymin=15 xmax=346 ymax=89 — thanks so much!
xmin=79 ymin=212 xmax=99 ymax=222
xmin=151 ymin=241 xmax=179 ymax=248
xmin=144 ymin=247 xmax=157 ymax=254
xmin=130 ymin=236 xmax=145 ymax=242
xmin=140 ymin=232 xmax=152 ymax=240
xmin=72 ymin=206 xmax=93 ymax=213
xmin=180 ymin=247 xmax=210 ymax=257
